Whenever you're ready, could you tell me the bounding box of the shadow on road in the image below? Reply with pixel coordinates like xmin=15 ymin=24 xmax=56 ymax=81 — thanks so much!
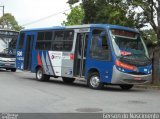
xmin=20 ymin=77 xmax=146 ymax=92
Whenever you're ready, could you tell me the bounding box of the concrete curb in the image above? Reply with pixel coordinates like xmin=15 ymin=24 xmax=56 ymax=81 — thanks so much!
xmin=134 ymin=85 xmax=160 ymax=90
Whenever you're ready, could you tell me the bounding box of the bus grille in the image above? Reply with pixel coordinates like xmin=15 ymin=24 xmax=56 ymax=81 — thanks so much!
xmin=128 ymin=72 xmax=146 ymax=75
xmin=120 ymin=58 xmax=151 ymax=67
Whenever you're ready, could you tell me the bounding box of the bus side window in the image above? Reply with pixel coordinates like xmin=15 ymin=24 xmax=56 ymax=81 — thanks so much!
xmin=64 ymin=31 xmax=74 ymax=51
xmin=90 ymin=29 xmax=110 ymax=60
xmin=52 ymin=30 xmax=74 ymax=51
xmin=18 ymin=33 xmax=25 ymax=49
xmin=53 ymin=31 xmax=64 ymax=51
xmin=100 ymin=35 xmax=110 ymax=60
xmin=36 ymin=31 xmax=52 ymax=50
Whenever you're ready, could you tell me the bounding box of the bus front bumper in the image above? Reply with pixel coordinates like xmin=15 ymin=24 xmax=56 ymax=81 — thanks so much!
xmin=0 ymin=61 xmax=16 ymax=69
xmin=111 ymin=66 xmax=152 ymax=84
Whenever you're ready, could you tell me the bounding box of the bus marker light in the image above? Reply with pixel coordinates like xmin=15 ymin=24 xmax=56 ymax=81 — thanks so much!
xmin=70 ymin=54 xmax=74 ymax=60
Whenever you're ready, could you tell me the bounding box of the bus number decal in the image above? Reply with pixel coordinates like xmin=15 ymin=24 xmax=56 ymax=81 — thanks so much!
xmin=17 ymin=51 xmax=23 ymax=57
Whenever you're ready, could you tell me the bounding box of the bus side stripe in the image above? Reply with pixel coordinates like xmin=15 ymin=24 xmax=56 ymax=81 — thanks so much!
xmin=41 ymin=52 xmax=48 ymax=74
xmin=37 ymin=52 xmax=42 ymax=66
xmin=46 ymin=52 xmax=54 ymax=75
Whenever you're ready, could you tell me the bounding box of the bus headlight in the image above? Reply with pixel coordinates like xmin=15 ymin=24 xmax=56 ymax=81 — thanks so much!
xmin=115 ymin=60 xmax=138 ymax=71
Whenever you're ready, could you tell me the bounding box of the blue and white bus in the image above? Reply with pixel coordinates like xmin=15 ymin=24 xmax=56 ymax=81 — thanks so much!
xmin=16 ymin=24 xmax=152 ymax=90
xmin=0 ymin=29 xmax=19 ymax=72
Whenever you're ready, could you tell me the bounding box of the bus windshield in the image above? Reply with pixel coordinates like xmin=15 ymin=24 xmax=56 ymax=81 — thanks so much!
xmin=110 ymin=29 xmax=149 ymax=60
xmin=0 ymin=30 xmax=18 ymax=55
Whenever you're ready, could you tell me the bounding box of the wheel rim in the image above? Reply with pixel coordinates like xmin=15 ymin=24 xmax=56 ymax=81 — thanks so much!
xmin=37 ymin=69 xmax=43 ymax=80
xmin=90 ymin=75 xmax=100 ymax=88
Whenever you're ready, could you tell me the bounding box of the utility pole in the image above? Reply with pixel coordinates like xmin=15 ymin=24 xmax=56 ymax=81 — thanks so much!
xmin=0 ymin=6 xmax=4 ymax=16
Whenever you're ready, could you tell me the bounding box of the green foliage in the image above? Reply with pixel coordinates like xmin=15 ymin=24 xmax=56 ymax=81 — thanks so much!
xmin=141 ymin=29 xmax=157 ymax=47
xmin=62 ymin=6 xmax=84 ymax=26
xmin=66 ymin=0 xmax=138 ymax=28
xmin=129 ymin=0 xmax=159 ymax=39
xmin=0 ymin=13 xmax=23 ymax=31
xmin=67 ymin=0 xmax=79 ymax=4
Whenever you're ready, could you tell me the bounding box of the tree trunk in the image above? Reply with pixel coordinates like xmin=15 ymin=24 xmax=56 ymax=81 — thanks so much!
xmin=152 ymin=45 xmax=160 ymax=84
xmin=152 ymin=1 xmax=160 ymax=85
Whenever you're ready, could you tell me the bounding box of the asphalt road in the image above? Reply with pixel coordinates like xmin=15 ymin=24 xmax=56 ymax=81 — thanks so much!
xmin=0 ymin=69 xmax=160 ymax=113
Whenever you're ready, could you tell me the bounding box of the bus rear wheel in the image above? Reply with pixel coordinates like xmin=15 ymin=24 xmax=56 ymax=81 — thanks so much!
xmin=87 ymin=72 xmax=103 ymax=90
xmin=36 ymin=67 xmax=50 ymax=81
xmin=62 ymin=77 xmax=75 ymax=84
xmin=120 ymin=84 xmax=134 ymax=90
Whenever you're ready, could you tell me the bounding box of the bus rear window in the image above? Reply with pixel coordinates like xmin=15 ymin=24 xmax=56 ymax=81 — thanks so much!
xmin=18 ymin=33 xmax=25 ymax=49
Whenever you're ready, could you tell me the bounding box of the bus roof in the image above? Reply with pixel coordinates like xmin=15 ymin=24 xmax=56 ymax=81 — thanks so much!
xmin=21 ymin=24 xmax=139 ymax=33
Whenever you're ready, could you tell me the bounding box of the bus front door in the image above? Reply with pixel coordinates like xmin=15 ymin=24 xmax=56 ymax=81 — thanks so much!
xmin=24 ymin=34 xmax=34 ymax=70
xmin=74 ymin=33 xmax=88 ymax=77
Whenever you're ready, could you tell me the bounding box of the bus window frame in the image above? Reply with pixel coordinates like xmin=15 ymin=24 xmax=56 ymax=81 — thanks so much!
xmin=51 ymin=29 xmax=74 ymax=52
xmin=17 ymin=32 xmax=25 ymax=50
xmin=35 ymin=30 xmax=53 ymax=51
xmin=89 ymin=28 xmax=112 ymax=61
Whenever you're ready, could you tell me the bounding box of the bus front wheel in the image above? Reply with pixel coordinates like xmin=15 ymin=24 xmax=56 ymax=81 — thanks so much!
xmin=36 ymin=67 xmax=50 ymax=81
xmin=87 ymin=72 xmax=103 ymax=90
xmin=120 ymin=84 xmax=134 ymax=90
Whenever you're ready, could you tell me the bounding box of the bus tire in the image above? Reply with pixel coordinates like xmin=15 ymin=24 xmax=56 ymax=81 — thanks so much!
xmin=120 ymin=84 xmax=133 ymax=90
xmin=11 ymin=68 xmax=16 ymax=72
xmin=87 ymin=72 xmax=103 ymax=90
xmin=36 ymin=67 xmax=50 ymax=81
xmin=62 ymin=77 xmax=75 ymax=84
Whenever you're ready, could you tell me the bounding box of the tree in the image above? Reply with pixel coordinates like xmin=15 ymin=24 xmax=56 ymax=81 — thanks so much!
xmin=141 ymin=29 xmax=157 ymax=47
xmin=128 ymin=0 xmax=160 ymax=84
xmin=129 ymin=1 xmax=159 ymax=41
xmin=67 ymin=0 xmax=140 ymax=27
xmin=62 ymin=5 xmax=84 ymax=26
xmin=0 ymin=13 xmax=23 ymax=31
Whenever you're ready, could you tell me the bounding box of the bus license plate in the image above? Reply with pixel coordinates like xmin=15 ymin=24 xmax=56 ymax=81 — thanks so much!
xmin=5 ymin=64 xmax=10 ymax=66
xmin=134 ymin=77 xmax=142 ymax=80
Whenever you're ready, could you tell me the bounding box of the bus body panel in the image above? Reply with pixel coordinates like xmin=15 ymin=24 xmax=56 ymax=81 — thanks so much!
xmin=84 ymin=27 xmax=115 ymax=83
xmin=111 ymin=65 xmax=152 ymax=84
xmin=16 ymin=24 xmax=152 ymax=85
xmin=16 ymin=49 xmax=24 ymax=69
xmin=61 ymin=52 xmax=74 ymax=77
xmin=85 ymin=59 xmax=114 ymax=83
xmin=28 ymin=50 xmax=74 ymax=77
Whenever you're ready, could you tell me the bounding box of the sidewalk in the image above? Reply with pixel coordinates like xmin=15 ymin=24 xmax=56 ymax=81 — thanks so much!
xmin=134 ymin=84 xmax=160 ymax=90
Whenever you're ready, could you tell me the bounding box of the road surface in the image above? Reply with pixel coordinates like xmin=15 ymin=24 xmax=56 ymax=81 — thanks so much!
xmin=0 ymin=69 xmax=160 ymax=113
